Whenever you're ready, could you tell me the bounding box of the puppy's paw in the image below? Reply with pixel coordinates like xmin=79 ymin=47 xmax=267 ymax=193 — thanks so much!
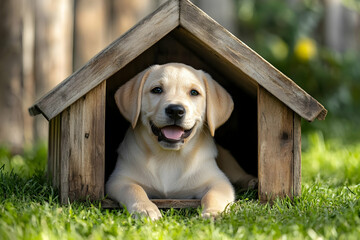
xmin=129 ymin=201 xmax=162 ymax=221
xmin=201 ymin=208 xmax=222 ymax=219
xmin=234 ymin=176 xmax=258 ymax=191
xmin=247 ymin=178 xmax=258 ymax=190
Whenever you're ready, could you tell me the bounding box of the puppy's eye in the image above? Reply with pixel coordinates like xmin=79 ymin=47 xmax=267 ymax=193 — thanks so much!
xmin=190 ymin=89 xmax=199 ymax=96
xmin=151 ymin=87 xmax=163 ymax=94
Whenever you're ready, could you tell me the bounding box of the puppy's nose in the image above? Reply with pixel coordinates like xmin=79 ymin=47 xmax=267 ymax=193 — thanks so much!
xmin=165 ymin=104 xmax=186 ymax=120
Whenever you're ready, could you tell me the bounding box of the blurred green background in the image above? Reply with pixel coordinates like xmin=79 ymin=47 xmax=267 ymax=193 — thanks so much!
xmin=234 ymin=0 xmax=360 ymax=185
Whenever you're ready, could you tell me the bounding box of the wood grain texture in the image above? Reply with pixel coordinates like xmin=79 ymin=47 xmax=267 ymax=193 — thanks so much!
xmin=29 ymin=0 xmax=179 ymax=120
xmin=293 ymin=113 xmax=302 ymax=197
xmin=60 ymin=109 xmax=70 ymax=204
xmin=47 ymin=118 xmax=54 ymax=185
xmin=179 ymin=0 xmax=327 ymax=122
xmin=60 ymin=82 xmax=106 ymax=204
xmin=56 ymin=115 xmax=61 ymax=189
xmin=101 ymin=199 xmax=202 ymax=209
xmin=48 ymin=115 xmax=61 ymax=189
xmin=258 ymin=86 xmax=295 ymax=202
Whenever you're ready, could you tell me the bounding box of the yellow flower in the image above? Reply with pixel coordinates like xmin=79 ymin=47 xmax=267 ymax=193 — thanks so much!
xmin=294 ymin=38 xmax=317 ymax=61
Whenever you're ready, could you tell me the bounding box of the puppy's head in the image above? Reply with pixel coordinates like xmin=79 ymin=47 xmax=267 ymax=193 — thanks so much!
xmin=115 ymin=63 xmax=233 ymax=150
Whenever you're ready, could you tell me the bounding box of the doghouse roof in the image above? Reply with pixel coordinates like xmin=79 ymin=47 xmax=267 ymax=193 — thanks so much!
xmin=29 ymin=0 xmax=327 ymax=121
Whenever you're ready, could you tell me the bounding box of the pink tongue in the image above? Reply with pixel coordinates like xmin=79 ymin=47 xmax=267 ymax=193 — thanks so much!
xmin=161 ymin=126 xmax=184 ymax=140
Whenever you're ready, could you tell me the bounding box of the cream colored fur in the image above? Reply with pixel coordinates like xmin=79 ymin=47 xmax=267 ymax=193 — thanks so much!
xmin=106 ymin=63 xmax=256 ymax=220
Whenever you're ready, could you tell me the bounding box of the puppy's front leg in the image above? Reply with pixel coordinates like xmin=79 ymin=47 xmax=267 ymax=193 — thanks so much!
xmin=107 ymin=181 xmax=162 ymax=220
xmin=201 ymin=181 xmax=235 ymax=218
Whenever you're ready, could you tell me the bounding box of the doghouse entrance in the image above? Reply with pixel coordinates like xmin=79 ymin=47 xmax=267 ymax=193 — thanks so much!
xmin=104 ymin=28 xmax=258 ymax=201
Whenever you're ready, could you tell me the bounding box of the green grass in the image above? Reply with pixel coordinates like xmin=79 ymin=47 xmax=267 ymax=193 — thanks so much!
xmin=0 ymin=134 xmax=360 ymax=240
xmin=0 ymin=143 xmax=47 ymax=178
xmin=302 ymin=132 xmax=360 ymax=185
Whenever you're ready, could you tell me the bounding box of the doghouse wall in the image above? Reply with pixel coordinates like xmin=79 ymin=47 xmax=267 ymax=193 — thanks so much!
xmin=105 ymin=28 xmax=258 ymax=183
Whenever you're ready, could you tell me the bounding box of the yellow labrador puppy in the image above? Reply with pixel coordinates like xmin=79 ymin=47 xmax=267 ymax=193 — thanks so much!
xmin=106 ymin=63 xmax=255 ymax=220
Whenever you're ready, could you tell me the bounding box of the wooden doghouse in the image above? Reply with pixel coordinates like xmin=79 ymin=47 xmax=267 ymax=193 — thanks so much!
xmin=29 ymin=0 xmax=327 ymax=206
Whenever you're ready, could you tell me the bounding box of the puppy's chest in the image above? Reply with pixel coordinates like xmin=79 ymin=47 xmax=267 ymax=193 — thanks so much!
xmin=143 ymin=159 xmax=197 ymax=198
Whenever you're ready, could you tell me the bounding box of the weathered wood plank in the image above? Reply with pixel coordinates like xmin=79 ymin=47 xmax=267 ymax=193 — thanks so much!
xmin=61 ymin=82 xmax=106 ymax=201
xmin=180 ymin=0 xmax=327 ymax=122
xmin=67 ymin=94 xmax=84 ymax=201
xmin=101 ymin=199 xmax=202 ymax=209
xmin=53 ymin=115 xmax=60 ymax=189
xmin=293 ymin=113 xmax=302 ymax=197
xmin=258 ymin=86 xmax=294 ymax=202
xmin=47 ymin=117 xmax=55 ymax=185
xmin=63 ymin=81 xmax=106 ymax=202
xmin=60 ymin=110 xmax=70 ymax=204
xmin=80 ymin=80 xmax=106 ymax=200
xmin=56 ymin=114 xmax=61 ymax=189
xmin=48 ymin=115 xmax=61 ymax=189
xmin=29 ymin=0 xmax=179 ymax=120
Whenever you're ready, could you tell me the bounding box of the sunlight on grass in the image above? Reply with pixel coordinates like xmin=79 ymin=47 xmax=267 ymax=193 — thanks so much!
xmin=0 ymin=142 xmax=47 ymax=177
xmin=302 ymin=132 xmax=360 ymax=185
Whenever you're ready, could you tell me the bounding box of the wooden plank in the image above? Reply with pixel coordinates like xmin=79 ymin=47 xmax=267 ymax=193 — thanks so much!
xmin=65 ymin=81 xmax=106 ymax=202
xmin=60 ymin=110 xmax=70 ymax=204
xmin=101 ymin=199 xmax=202 ymax=209
xmin=47 ymin=118 xmax=55 ymax=185
xmin=66 ymin=98 xmax=82 ymax=202
xmin=53 ymin=115 xmax=59 ymax=189
xmin=293 ymin=113 xmax=302 ymax=197
xmin=80 ymin=80 xmax=106 ymax=200
xmin=67 ymin=93 xmax=85 ymax=201
xmin=55 ymin=114 xmax=61 ymax=189
xmin=29 ymin=0 xmax=179 ymax=120
xmin=48 ymin=115 xmax=61 ymax=189
xmin=258 ymin=86 xmax=295 ymax=202
xmin=180 ymin=0 xmax=327 ymax=122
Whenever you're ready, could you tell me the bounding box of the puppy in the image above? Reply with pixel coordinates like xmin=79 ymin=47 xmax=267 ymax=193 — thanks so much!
xmin=106 ymin=63 xmax=256 ymax=220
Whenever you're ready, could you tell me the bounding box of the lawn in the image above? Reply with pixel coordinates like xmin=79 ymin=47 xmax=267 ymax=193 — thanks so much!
xmin=0 ymin=132 xmax=359 ymax=240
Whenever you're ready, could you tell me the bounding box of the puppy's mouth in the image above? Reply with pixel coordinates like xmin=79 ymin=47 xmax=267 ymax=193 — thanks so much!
xmin=150 ymin=121 xmax=194 ymax=143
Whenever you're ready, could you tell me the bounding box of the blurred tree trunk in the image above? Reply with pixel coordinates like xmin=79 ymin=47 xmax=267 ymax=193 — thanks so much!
xmin=34 ymin=0 xmax=73 ymax=140
xmin=324 ymin=0 xmax=360 ymax=52
xmin=193 ymin=0 xmax=238 ymax=36
xmin=108 ymin=0 xmax=155 ymax=39
xmin=0 ymin=0 xmax=24 ymax=152
xmin=22 ymin=0 xmax=36 ymax=146
xmin=72 ymin=0 xmax=156 ymax=70
xmin=73 ymin=0 xmax=108 ymax=71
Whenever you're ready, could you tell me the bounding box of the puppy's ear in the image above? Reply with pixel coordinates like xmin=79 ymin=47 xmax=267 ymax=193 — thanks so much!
xmin=114 ymin=67 xmax=152 ymax=128
xmin=202 ymin=72 xmax=234 ymax=136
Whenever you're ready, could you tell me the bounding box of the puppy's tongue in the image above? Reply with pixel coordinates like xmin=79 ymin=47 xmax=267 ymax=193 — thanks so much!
xmin=161 ymin=126 xmax=184 ymax=140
